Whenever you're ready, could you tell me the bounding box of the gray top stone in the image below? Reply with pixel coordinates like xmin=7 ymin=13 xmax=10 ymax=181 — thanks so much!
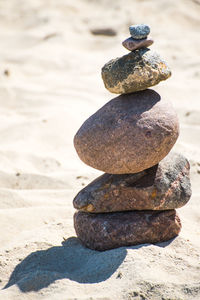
xmin=129 ymin=24 xmax=150 ymax=39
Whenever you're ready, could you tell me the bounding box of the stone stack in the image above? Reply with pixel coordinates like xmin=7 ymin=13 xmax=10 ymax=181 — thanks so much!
xmin=73 ymin=24 xmax=192 ymax=251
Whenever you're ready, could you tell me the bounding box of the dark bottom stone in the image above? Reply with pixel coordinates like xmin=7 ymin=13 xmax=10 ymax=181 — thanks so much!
xmin=74 ymin=210 xmax=181 ymax=251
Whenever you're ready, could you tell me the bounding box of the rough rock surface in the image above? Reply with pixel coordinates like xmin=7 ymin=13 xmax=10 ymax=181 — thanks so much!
xmin=122 ymin=37 xmax=154 ymax=51
xmin=129 ymin=24 xmax=150 ymax=39
xmin=101 ymin=49 xmax=171 ymax=94
xmin=74 ymin=90 xmax=179 ymax=174
xmin=73 ymin=152 xmax=191 ymax=213
xmin=74 ymin=210 xmax=181 ymax=251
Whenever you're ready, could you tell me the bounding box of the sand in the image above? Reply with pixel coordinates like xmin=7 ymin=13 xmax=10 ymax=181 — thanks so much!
xmin=0 ymin=0 xmax=200 ymax=299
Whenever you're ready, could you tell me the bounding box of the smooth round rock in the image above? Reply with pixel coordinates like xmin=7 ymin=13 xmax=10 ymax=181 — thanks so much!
xmin=73 ymin=152 xmax=191 ymax=213
xmin=74 ymin=210 xmax=181 ymax=251
xmin=122 ymin=37 xmax=154 ymax=51
xmin=129 ymin=24 xmax=150 ymax=39
xmin=74 ymin=90 xmax=179 ymax=174
xmin=101 ymin=49 xmax=171 ymax=94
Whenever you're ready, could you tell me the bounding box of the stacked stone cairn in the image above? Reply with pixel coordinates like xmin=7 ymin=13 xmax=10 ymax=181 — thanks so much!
xmin=73 ymin=24 xmax=192 ymax=251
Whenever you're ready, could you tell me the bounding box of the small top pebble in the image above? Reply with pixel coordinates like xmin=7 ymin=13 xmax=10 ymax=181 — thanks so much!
xmin=129 ymin=24 xmax=150 ymax=40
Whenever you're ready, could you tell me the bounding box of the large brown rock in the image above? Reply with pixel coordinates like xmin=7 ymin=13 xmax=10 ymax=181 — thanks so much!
xmin=74 ymin=210 xmax=181 ymax=251
xmin=73 ymin=152 xmax=191 ymax=213
xmin=101 ymin=49 xmax=171 ymax=94
xmin=74 ymin=90 xmax=179 ymax=174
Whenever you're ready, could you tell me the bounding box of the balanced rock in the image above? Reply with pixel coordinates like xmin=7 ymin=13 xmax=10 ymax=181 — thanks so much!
xmin=101 ymin=48 xmax=171 ymax=94
xmin=122 ymin=37 xmax=154 ymax=51
xmin=129 ymin=24 xmax=150 ymax=39
xmin=74 ymin=210 xmax=181 ymax=251
xmin=73 ymin=152 xmax=191 ymax=213
xmin=74 ymin=90 xmax=179 ymax=174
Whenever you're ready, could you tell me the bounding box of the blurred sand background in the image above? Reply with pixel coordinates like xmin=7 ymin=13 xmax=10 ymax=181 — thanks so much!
xmin=0 ymin=0 xmax=199 ymax=299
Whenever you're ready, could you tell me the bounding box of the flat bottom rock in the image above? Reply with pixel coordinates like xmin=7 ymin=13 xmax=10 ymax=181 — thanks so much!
xmin=74 ymin=210 xmax=181 ymax=251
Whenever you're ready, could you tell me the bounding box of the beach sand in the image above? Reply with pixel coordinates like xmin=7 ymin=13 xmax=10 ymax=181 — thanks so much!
xmin=0 ymin=0 xmax=200 ymax=299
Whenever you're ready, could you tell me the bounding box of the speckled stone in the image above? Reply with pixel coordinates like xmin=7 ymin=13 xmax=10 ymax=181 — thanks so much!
xmin=122 ymin=37 xmax=154 ymax=51
xmin=129 ymin=24 xmax=150 ymax=39
xmin=101 ymin=49 xmax=171 ymax=94
xmin=74 ymin=210 xmax=181 ymax=251
xmin=73 ymin=152 xmax=191 ymax=213
xmin=74 ymin=90 xmax=179 ymax=174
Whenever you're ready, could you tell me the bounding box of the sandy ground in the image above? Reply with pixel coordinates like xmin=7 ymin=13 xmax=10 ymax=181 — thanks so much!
xmin=0 ymin=0 xmax=199 ymax=299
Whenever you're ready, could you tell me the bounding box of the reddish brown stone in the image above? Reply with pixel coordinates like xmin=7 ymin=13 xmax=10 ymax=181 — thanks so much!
xmin=74 ymin=210 xmax=181 ymax=251
xmin=74 ymin=90 xmax=179 ymax=174
xmin=122 ymin=37 xmax=154 ymax=51
xmin=73 ymin=152 xmax=191 ymax=213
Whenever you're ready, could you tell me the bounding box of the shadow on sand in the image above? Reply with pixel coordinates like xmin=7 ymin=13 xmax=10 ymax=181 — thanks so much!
xmin=4 ymin=237 xmax=127 ymax=292
xmin=3 ymin=236 xmax=176 ymax=293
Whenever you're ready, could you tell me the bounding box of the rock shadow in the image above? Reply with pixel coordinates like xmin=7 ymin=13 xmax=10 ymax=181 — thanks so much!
xmin=4 ymin=236 xmax=176 ymax=293
xmin=4 ymin=237 xmax=127 ymax=292
xmin=112 ymin=89 xmax=161 ymax=115
xmin=155 ymin=237 xmax=177 ymax=248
